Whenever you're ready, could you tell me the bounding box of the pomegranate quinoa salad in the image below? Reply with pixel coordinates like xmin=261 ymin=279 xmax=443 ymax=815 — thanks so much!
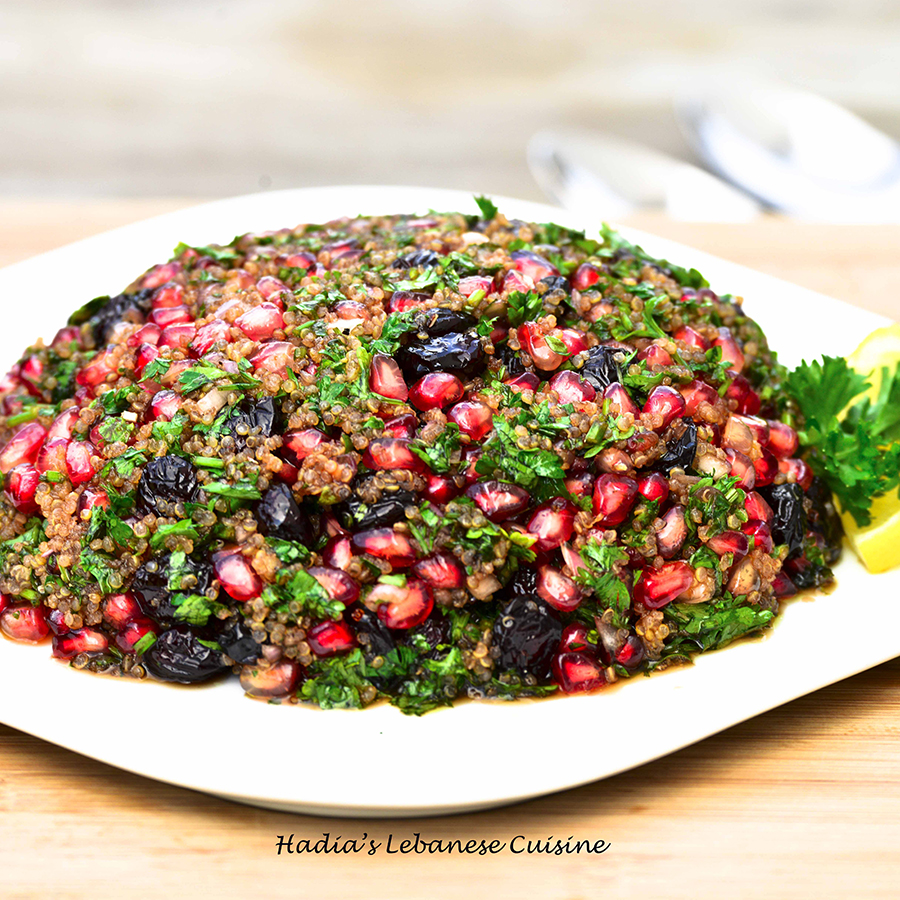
xmin=0 ymin=198 xmax=843 ymax=714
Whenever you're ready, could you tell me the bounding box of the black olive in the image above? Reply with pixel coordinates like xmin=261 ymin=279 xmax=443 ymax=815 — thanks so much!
xmin=216 ymin=619 xmax=260 ymax=665
xmin=87 ymin=289 xmax=153 ymax=345
xmin=406 ymin=611 xmax=452 ymax=653
xmin=136 ymin=455 xmax=200 ymax=515
xmin=657 ymin=420 xmax=698 ymax=473
xmin=412 ymin=307 xmax=477 ymax=337
xmin=503 ymin=565 xmax=539 ymax=599
xmin=538 ymin=275 xmax=569 ymax=293
xmin=143 ymin=627 xmax=230 ymax=683
xmin=493 ymin=343 xmax=526 ymax=378
xmin=131 ymin=553 xmax=214 ymax=623
xmin=337 ymin=490 xmax=416 ymax=532
xmin=227 ymin=397 xmax=278 ymax=448
xmin=580 ymin=345 xmax=623 ymax=392
xmin=762 ymin=483 xmax=807 ymax=555
xmin=255 ymin=483 xmax=314 ymax=544
xmin=390 ymin=249 xmax=442 ymax=270
xmin=493 ymin=594 xmax=562 ymax=680
xmin=395 ymin=331 xmax=484 ymax=381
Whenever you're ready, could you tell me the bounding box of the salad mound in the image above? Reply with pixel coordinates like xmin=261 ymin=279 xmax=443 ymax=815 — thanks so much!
xmin=0 ymin=200 xmax=842 ymax=714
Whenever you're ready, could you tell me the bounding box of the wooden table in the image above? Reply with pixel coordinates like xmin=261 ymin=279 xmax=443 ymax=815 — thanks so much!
xmin=1 ymin=201 xmax=899 ymax=900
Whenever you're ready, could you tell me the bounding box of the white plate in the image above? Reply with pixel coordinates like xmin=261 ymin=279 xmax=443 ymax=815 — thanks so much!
xmin=0 ymin=186 xmax=896 ymax=819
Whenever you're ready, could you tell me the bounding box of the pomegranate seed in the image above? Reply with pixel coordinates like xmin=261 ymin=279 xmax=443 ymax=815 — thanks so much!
xmin=527 ymin=497 xmax=576 ymax=551
xmin=78 ymin=488 xmax=110 ymax=514
xmin=158 ymin=323 xmax=197 ymax=350
xmin=466 ymin=480 xmax=529 ymax=522
xmin=556 ymin=328 xmax=590 ymax=356
xmin=680 ymin=380 xmax=720 ymax=418
xmin=733 ymin=415 xmax=769 ymax=445
xmin=362 ymin=438 xmax=426 ymax=473
xmin=638 ymin=344 xmax=674 ymax=367
xmin=47 ymin=608 xmax=69 ymax=635
xmin=707 ymin=531 xmax=750 ymax=558
xmin=448 ymin=401 xmax=493 ymax=441
xmin=0 ymin=422 xmax=47 ymax=473
xmin=511 ymin=249 xmax=558 ymax=282
xmin=504 ymin=372 xmax=540 ymax=393
xmin=674 ymin=325 xmax=709 ymax=351
xmin=603 ymin=382 xmax=640 ymax=417
xmin=35 ymin=437 xmax=69 ymax=475
xmin=713 ymin=327 xmax=745 ymax=372
xmin=350 ymin=528 xmax=417 ymax=567
xmin=551 ymin=651 xmax=606 ymax=693
xmin=592 ymin=474 xmax=638 ymax=526
xmin=308 ymin=620 xmax=356 ymax=656
xmin=413 ymin=553 xmax=466 ymax=590
xmin=502 ymin=269 xmax=534 ymax=294
xmin=102 ymin=593 xmax=141 ymax=629
xmin=635 ymin=561 xmax=694 ymax=609
xmin=742 ymin=519 xmax=774 ymax=553
xmin=283 ymin=428 xmax=327 ymax=462
xmin=725 ymin=374 xmax=761 ymax=415
xmin=142 ymin=262 xmax=182 ymax=289
xmin=334 ymin=304 xmax=371 ymax=328
xmin=5 ymin=462 xmax=40 ymax=513
xmin=307 ymin=566 xmax=360 ymax=606
xmin=424 ymin=474 xmax=460 ymax=504
xmin=517 ymin=323 xmax=565 ymax=371
xmin=549 ymin=370 xmax=595 ymax=404
xmin=235 ymin=303 xmax=284 ymax=340
xmin=766 ymin=420 xmax=799 ymax=459
xmin=322 ymin=535 xmax=353 ymax=570
xmin=279 ymin=252 xmax=317 ymax=271
xmin=126 ymin=324 xmax=161 ymax=350
xmin=369 ymin=354 xmax=409 ymax=402
xmin=150 ymin=305 xmax=192 ymax=327
xmin=458 ymin=275 xmax=493 ymax=298
xmin=409 ymin=372 xmax=464 ymax=411
xmin=0 ymin=606 xmax=50 ymax=643
xmin=656 ymin=506 xmax=687 ymax=558
xmin=241 ymin=660 xmax=300 ymax=697
xmin=388 ymin=290 xmax=430 ymax=313
xmin=643 ymin=385 xmax=686 ymax=431
xmin=151 ymin=283 xmax=184 ymax=309
xmin=134 ymin=342 xmax=160 ymax=378
xmin=772 ymin=571 xmax=798 ymax=598
xmin=745 ymin=492 xmax=774 ymax=523
xmin=213 ymin=549 xmax=263 ymax=601
xmin=564 ymin=470 xmax=594 ymax=500
xmin=48 ymin=407 xmax=80 ymax=441
xmin=149 ymin=390 xmax=182 ymax=421
xmin=753 ymin=448 xmax=778 ymax=487
xmin=560 ymin=622 xmax=592 ymax=652
xmin=249 ymin=341 xmax=294 ymax=373
xmin=572 ymin=263 xmax=600 ymax=291
xmin=52 ymin=325 xmax=82 ymax=348
xmin=722 ymin=416 xmax=755 ymax=454
xmin=65 ymin=440 xmax=96 ymax=484
xmin=779 ymin=458 xmax=814 ymax=491
xmin=462 ymin=447 xmax=481 ymax=484
xmin=721 ymin=449 xmax=754 ymax=491
xmin=368 ymin=579 xmax=434 ymax=630
xmin=114 ymin=618 xmax=158 ymax=653
xmin=254 ymin=276 xmax=289 ymax=305
xmin=190 ymin=320 xmax=232 ymax=356
xmin=615 ymin=636 xmax=645 ymax=669
xmin=637 ymin=472 xmax=669 ymax=504
xmin=561 ymin=543 xmax=590 ymax=579
xmin=382 ymin=414 xmax=418 ymax=440
xmin=537 ymin=565 xmax=582 ymax=612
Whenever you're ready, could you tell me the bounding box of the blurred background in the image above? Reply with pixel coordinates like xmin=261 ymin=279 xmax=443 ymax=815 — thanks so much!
xmin=2 ymin=0 xmax=899 ymax=203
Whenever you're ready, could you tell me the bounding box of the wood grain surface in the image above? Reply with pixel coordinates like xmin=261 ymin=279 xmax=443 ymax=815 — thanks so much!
xmin=1 ymin=201 xmax=899 ymax=900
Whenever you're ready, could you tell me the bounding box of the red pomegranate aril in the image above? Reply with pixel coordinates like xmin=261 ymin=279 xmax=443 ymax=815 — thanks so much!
xmin=252 ymin=275 xmax=288 ymax=305
xmin=409 ymin=372 xmax=464 ymax=411
xmin=656 ymin=505 xmax=687 ymax=558
xmin=47 ymin=608 xmax=69 ymax=636
xmin=241 ymin=660 xmax=300 ymax=698
xmin=158 ymin=323 xmax=196 ymax=350
xmin=466 ymin=480 xmax=529 ymax=522
xmin=283 ymin=428 xmax=327 ymax=462
xmin=382 ymin=414 xmax=417 ymax=440
xmin=78 ymin=489 xmax=109 ymax=515
xmin=336 ymin=305 xmax=372 ymax=328
xmin=560 ymin=622 xmax=592 ymax=653
xmin=733 ymin=414 xmax=769 ymax=445
xmin=369 ymin=354 xmax=409 ymax=402
xmin=369 ymin=579 xmax=434 ymax=630
xmin=742 ymin=519 xmax=775 ymax=554
xmin=725 ymin=449 xmax=756 ymax=490
xmin=362 ymin=438 xmax=426 ymax=473
xmin=142 ymin=261 xmax=183 ymax=289
xmin=636 ymin=561 xmax=694 ymax=609
xmin=592 ymin=474 xmax=638 ymax=526
xmin=462 ymin=447 xmax=481 ymax=484
xmin=102 ymin=592 xmax=141 ymax=629
xmin=707 ymin=531 xmax=750 ymax=558
xmin=249 ymin=341 xmax=293 ymax=373
xmin=674 ymin=325 xmax=709 ymax=351
xmin=753 ymin=448 xmax=779 ymax=487
xmin=308 ymin=620 xmax=356 ymax=657
xmin=190 ymin=320 xmax=231 ymax=356
xmin=387 ymin=290 xmax=430 ymax=313
xmin=572 ymin=262 xmax=600 ymax=291
xmin=114 ymin=618 xmax=158 ymax=654
xmin=502 ymin=269 xmax=534 ymax=294
xmin=564 ymin=470 xmax=594 ymax=500
xmin=639 ymin=344 xmax=674 ymax=367
xmin=766 ymin=420 xmax=800 ymax=459
xmin=52 ymin=325 xmax=82 ymax=348
xmin=779 ymin=458 xmax=814 ymax=491
xmin=151 ymin=282 xmax=184 ymax=309
xmin=150 ymin=304 xmax=192 ymax=327
xmin=0 ymin=606 xmax=50 ymax=643
xmin=527 ymin=497 xmax=576 ymax=551
xmin=616 ymin=636 xmax=645 ymax=669
xmin=308 ymin=566 xmax=360 ymax=606
xmin=413 ymin=553 xmax=466 ymax=590
xmin=537 ymin=565 xmax=582 ymax=612
xmin=5 ymin=463 xmax=40 ymax=513
xmin=511 ymin=249 xmax=558 ymax=282
xmin=35 ymin=437 xmax=69 ymax=476
xmin=134 ymin=342 xmax=160 ymax=378
xmin=549 ymin=370 xmax=596 ymax=404
xmin=551 ymin=651 xmax=606 ymax=694
xmin=556 ymin=328 xmax=590 ymax=356
xmin=722 ymin=416 xmax=755 ymax=454
xmin=235 ymin=303 xmax=284 ymax=340
xmin=19 ymin=355 xmax=43 ymax=393
xmin=0 ymin=422 xmax=47 ymax=474
xmin=643 ymin=385 xmax=686 ymax=431
xmin=504 ymin=372 xmax=540 ymax=393
xmin=447 ymin=401 xmax=493 ymax=441
xmin=603 ymin=382 xmax=640 ymax=417
xmin=323 ymin=535 xmax=353 ymax=571
xmin=772 ymin=571 xmax=798 ymax=598
xmin=65 ymin=440 xmax=96 ymax=484
xmin=637 ymin=472 xmax=669 ymax=504
xmin=149 ymin=390 xmax=182 ymax=421
xmin=424 ymin=474 xmax=460 ymax=504
xmin=517 ymin=323 xmax=565 ymax=371
xmin=713 ymin=327 xmax=745 ymax=372
xmin=745 ymin=492 xmax=774 ymax=523
xmin=458 ymin=275 xmax=493 ymax=298
xmin=47 ymin=407 xmax=80 ymax=441
xmin=725 ymin=373 xmax=761 ymax=415
xmin=350 ymin=528 xmax=416 ymax=567
xmin=213 ymin=549 xmax=263 ymax=601
xmin=680 ymin=380 xmax=719 ymax=418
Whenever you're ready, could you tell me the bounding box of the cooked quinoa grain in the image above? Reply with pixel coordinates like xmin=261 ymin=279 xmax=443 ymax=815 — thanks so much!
xmin=0 ymin=205 xmax=842 ymax=713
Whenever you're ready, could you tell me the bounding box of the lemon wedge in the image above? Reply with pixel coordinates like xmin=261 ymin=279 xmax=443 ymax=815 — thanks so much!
xmin=840 ymin=324 xmax=900 ymax=572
